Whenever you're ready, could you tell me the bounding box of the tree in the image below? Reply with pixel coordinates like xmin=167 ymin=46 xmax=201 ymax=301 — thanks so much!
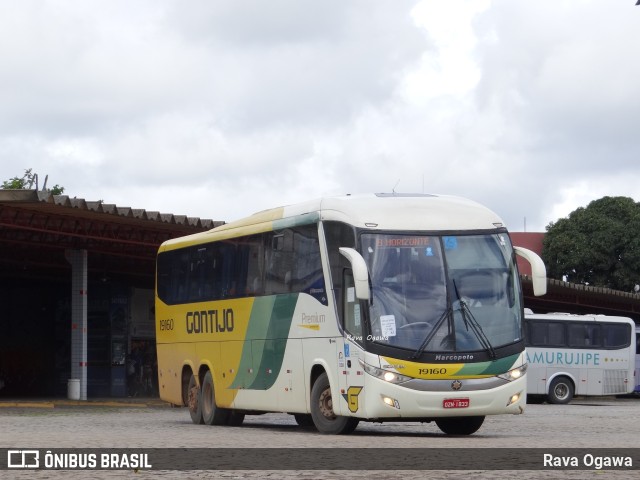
xmin=542 ymin=196 xmax=640 ymax=291
xmin=1 ymin=168 xmax=65 ymax=195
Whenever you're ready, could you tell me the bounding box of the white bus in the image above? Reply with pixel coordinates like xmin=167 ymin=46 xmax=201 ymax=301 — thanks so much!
xmin=155 ymin=193 xmax=547 ymax=435
xmin=635 ymin=325 xmax=640 ymax=394
xmin=524 ymin=312 xmax=636 ymax=403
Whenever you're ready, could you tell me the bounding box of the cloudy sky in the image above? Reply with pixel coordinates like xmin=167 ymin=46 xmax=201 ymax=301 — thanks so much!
xmin=1 ymin=0 xmax=638 ymax=231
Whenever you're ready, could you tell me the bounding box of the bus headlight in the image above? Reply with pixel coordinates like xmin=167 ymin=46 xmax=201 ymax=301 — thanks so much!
xmin=498 ymin=364 xmax=527 ymax=382
xmin=507 ymin=391 xmax=523 ymax=406
xmin=360 ymin=360 xmax=411 ymax=384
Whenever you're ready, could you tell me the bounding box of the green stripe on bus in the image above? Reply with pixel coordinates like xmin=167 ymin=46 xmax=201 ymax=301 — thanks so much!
xmin=229 ymin=296 xmax=276 ymax=389
xmin=248 ymin=294 xmax=299 ymax=390
xmin=229 ymin=294 xmax=299 ymax=390
xmin=456 ymin=353 xmax=520 ymax=376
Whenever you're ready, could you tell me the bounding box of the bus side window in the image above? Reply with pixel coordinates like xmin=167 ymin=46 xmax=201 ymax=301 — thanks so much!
xmin=603 ymin=323 xmax=630 ymax=349
xmin=262 ymin=225 xmax=326 ymax=302
xmin=156 ymin=252 xmax=171 ymax=303
xmin=528 ymin=320 xmax=547 ymax=346
xmin=547 ymin=322 xmax=565 ymax=346
xmin=568 ymin=323 xmax=601 ymax=348
xmin=290 ymin=225 xmax=326 ymax=303
xmin=343 ymin=270 xmax=363 ymax=343
xmin=235 ymin=235 xmax=264 ymax=296
xmin=264 ymin=232 xmax=290 ymax=295
xmin=175 ymin=251 xmax=190 ymax=303
xmin=323 ymin=221 xmax=356 ymax=326
xmin=527 ymin=320 xmax=565 ymax=347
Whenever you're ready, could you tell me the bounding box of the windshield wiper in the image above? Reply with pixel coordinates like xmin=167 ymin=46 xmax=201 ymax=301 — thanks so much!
xmin=453 ymin=280 xmax=496 ymax=359
xmin=410 ymin=305 xmax=453 ymax=360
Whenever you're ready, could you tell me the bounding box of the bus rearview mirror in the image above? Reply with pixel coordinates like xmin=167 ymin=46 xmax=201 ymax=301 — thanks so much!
xmin=514 ymin=246 xmax=547 ymax=296
xmin=339 ymin=247 xmax=370 ymax=301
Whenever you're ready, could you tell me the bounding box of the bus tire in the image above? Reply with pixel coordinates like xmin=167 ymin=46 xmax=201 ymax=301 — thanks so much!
xmin=548 ymin=376 xmax=574 ymax=404
xmin=293 ymin=413 xmax=316 ymax=430
xmin=310 ymin=372 xmax=359 ymax=435
xmin=201 ymin=371 xmax=231 ymax=426
xmin=227 ymin=411 xmax=245 ymax=427
xmin=187 ymin=374 xmax=203 ymax=425
xmin=435 ymin=416 xmax=485 ymax=435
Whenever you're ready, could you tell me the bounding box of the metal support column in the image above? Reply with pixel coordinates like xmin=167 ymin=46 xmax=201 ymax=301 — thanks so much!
xmin=66 ymin=249 xmax=88 ymax=400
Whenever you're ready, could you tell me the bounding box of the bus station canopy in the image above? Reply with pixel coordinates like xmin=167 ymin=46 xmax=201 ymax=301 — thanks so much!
xmin=0 ymin=189 xmax=223 ymax=289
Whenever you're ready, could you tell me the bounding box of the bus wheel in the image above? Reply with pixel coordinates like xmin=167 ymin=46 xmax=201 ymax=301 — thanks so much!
xmin=227 ymin=411 xmax=245 ymax=427
xmin=310 ymin=373 xmax=359 ymax=435
xmin=187 ymin=374 xmax=203 ymax=425
xmin=548 ymin=376 xmax=574 ymax=404
xmin=435 ymin=416 xmax=485 ymax=435
xmin=201 ymin=371 xmax=230 ymax=426
xmin=293 ymin=413 xmax=316 ymax=430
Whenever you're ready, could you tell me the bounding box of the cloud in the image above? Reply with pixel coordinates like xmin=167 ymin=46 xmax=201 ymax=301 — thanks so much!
xmin=0 ymin=0 xmax=639 ymax=232
xmin=464 ymin=0 xmax=640 ymax=229
xmin=475 ymin=3 xmax=640 ymax=157
xmin=161 ymin=0 xmax=428 ymax=131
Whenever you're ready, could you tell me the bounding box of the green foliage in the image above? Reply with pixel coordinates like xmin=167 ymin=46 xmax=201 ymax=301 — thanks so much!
xmin=542 ymin=196 xmax=640 ymax=291
xmin=2 ymin=168 xmax=36 ymax=189
xmin=1 ymin=168 xmax=65 ymax=195
xmin=49 ymin=184 xmax=65 ymax=195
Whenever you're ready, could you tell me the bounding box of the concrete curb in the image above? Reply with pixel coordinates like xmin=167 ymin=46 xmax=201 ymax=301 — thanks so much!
xmin=0 ymin=401 xmax=55 ymax=408
xmin=0 ymin=398 xmax=170 ymax=409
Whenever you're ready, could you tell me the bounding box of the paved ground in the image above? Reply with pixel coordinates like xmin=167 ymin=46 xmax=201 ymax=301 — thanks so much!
xmin=1 ymin=396 xmax=639 ymax=479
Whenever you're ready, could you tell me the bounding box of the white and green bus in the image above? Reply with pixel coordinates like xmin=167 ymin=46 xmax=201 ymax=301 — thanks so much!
xmin=155 ymin=193 xmax=547 ymax=435
xmin=525 ymin=312 xmax=637 ymax=404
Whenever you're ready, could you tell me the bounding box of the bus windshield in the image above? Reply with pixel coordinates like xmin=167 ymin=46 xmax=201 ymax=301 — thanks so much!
xmin=361 ymin=232 xmax=522 ymax=354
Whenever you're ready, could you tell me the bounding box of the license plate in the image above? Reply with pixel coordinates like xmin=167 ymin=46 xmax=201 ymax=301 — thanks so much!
xmin=443 ymin=398 xmax=469 ymax=409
